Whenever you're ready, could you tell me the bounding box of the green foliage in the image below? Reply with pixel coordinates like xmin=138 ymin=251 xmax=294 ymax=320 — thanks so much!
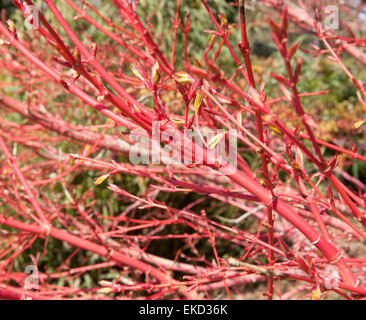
xmin=9 ymin=0 xmax=116 ymax=43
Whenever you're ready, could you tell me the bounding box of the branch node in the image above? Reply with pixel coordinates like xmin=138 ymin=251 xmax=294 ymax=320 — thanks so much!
xmin=311 ymin=234 xmax=321 ymax=245
xmin=329 ymin=250 xmax=343 ymax=265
